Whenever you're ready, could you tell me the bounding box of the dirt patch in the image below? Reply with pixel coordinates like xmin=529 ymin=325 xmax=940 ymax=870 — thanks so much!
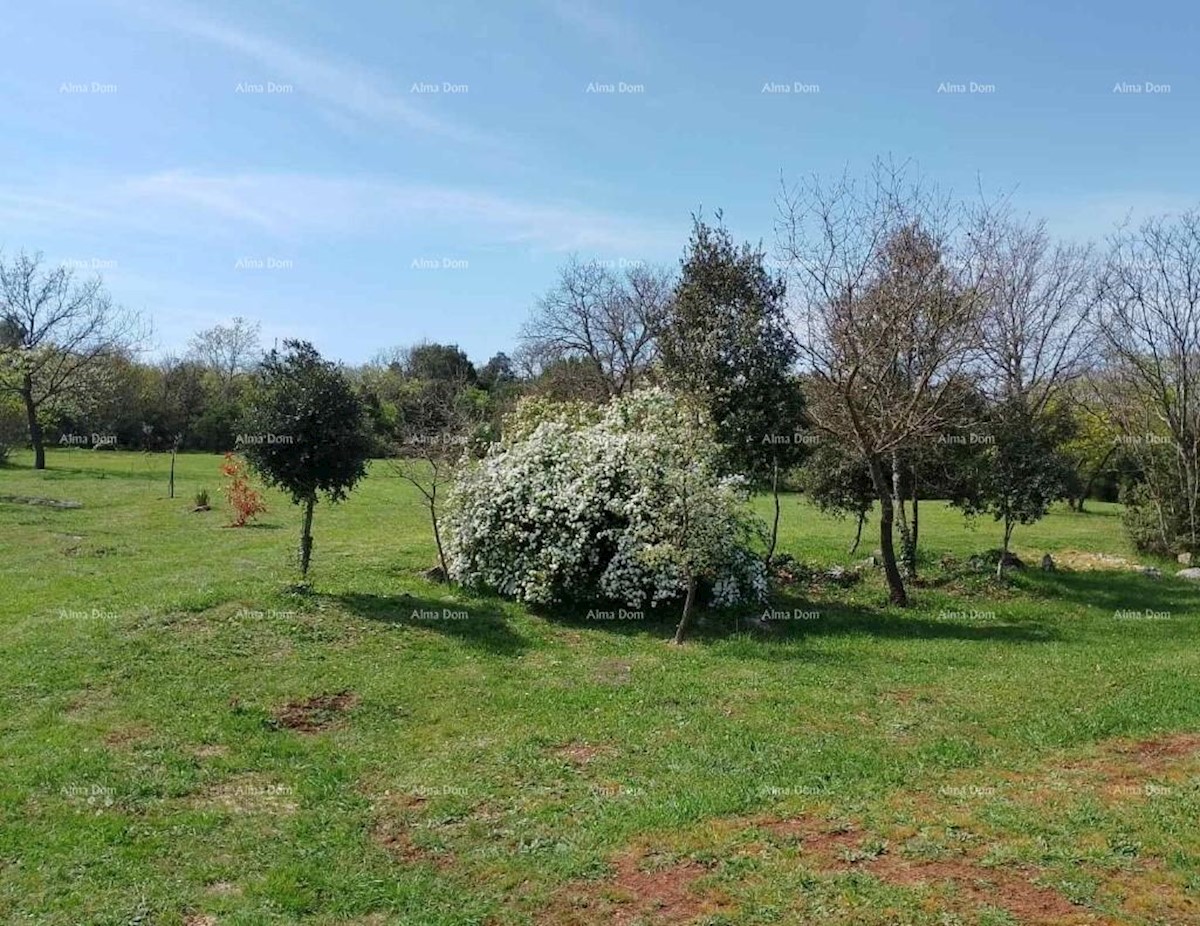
xmin=103 ymin=724 xmax=152 ymax=749
xmin=865 ymin=855 xmax=1087 ymax=924
xmin=1053 ymin=551 xmax=1140 ymax=572
xmin=196 ymin=774 xmax=297 ymax=815
xmin=1094 ymin=864 xmax=1200 ymax=923
xmin=756 ymin=817 xmax=865 ymax=863
xmin=0 ymin=494 xmax=82 ymax=509
xmin=538 ymin=850 xmax=726 ymax=925
xmin=749 ymin=815 xmax=1097 ymax=923
xmin=183 ymin=916 xmax=217 ymax=926
xmin=270 ymin=690 xmax=358 ymax=733
xmin=594 ymin=659 xmax=633 ymax=686
xmin=554 ymin=741 xmax=615 ymax=767
xmin=371 ymin=815 xmax=455 ymax=869
xmin=204 ymin=881 xmax=241 ymax=896
xmin=191 ymin=744 xmax=229 ymax=760
xmin=1119 ymin=731 xmax=1200 ymax=764
xmin=63 ymin=686 xmax=113 ymax=721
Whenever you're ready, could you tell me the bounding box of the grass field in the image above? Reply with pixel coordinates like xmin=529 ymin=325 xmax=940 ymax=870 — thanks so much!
xmin=2 ymin=449 xmax=1199 ymax=925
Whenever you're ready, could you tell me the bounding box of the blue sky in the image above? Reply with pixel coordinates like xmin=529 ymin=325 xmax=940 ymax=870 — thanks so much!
xmin=2 ymin=0 xmax=1196 ymax=364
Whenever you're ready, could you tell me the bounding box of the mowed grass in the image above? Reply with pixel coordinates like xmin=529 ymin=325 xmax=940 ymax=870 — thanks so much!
xmin=2 ymin=449 xmax=1199 ymax=925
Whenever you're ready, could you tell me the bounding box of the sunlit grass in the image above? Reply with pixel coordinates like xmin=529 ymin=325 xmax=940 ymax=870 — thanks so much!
xmin=1 ymin=449 xmax=1198 ymax=924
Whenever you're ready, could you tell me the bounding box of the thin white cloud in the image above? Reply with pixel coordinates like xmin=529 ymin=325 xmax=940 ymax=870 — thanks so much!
xmin=0 ymin=170 xmax=682 ymax=256
xmin=119 ymin=0 xmax=487 ymax=144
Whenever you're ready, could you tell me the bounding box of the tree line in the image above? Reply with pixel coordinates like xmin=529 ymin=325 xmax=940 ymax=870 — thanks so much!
xmin=3 ymin=160 xmax=1198 ymax=607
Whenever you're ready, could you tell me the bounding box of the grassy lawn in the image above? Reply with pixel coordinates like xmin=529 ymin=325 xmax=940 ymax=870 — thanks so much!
xmin=2 ymin=449 xmax=1199 ymax=925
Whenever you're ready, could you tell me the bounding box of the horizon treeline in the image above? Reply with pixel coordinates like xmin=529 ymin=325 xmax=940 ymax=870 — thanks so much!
xmin=3 ymin=163 xmax=1199 ymax=574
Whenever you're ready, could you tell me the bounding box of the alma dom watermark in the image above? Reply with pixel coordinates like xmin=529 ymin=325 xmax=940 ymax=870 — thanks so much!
xmin=1113 ymin=81 xmax=1171 ymax=94
xmin=59 ymin=433 xmax=116 ymax=447
xmin=937 ymin=81 xmax=996 ymax=94
xmin=235 ymin=81 xmax=294 ymax=94
xmin=59 ymin=81 xmax=117 ymax=94
xmin=586 ymin=81 xmax=645 ymax=94
xmin=761 ymin=81 xmax=820 ymax=94
xmin=234 ymin=433 xmax=295 ymax=446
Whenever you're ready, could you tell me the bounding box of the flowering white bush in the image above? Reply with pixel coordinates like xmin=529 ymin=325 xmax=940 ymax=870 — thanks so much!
xmin=445 ymin=389 xmax=768 ymax=611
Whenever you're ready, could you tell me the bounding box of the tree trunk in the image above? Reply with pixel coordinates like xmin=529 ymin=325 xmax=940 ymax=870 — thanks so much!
xmin=848 ymin=511 xmax=865 ymax=555
xmin=998 ymin=516 xmax=1014 ymax=580
xmin=21 ymin=380 xmax=45 ymax=470
xmin=766 ymin=458 xmax=781 ymax=566
xmin=911 ymin=469 xmax=919 ymax=553
xmin=868 ymin=456 xmax=908 ymax=606
xmin=430 ymin=506 xmax=449 ymax=581
xmin=299 ymin=494 xmax=316 ymax=578
xmin=672 ymin=572 xmax=699 ymax=645
xmin=892 ymin=451 xmax=916 ymax=578
xmin=169 ymin=447 xmax=177 ymax=499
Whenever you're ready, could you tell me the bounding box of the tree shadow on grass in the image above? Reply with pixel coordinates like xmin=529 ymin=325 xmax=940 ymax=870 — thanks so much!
xmin=329 ymin=591 xmax=528 ymax=655
xmin=715 ymin=603 xmax=1058 ymax=649
xmin=530 ymin=593 xmax=1060 ymax=649
xmin=1016 ymin=568 xmax=1200 ymax=618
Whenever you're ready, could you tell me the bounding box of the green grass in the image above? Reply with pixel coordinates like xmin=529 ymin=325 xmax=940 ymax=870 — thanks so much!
xmin=2 ymin=449 xmax=1199 ymax=925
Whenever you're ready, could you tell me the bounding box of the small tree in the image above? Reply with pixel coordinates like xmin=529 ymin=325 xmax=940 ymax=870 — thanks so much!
xmin=953 ymin=400 xmax=1073 ymax=577
xmin=660 ymin=215 xmax=806 ymax=564
xmin=389 ymin=375 xmax=483 ymax=580
xmin=797 ymin=440 xmax=875 ymax=554
xmin=239 ymin=340 xmax=372 ymax=578
xmin=777 ymin=163 xmax=988 ymax=605
xmin=219 ymin=452 xmax=267 ymax=526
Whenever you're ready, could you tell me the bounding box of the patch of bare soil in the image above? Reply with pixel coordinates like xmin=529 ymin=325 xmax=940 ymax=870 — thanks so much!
xmin=554 ymin=741 xmax=616 ymax=767
xmin=594 ymin=659 xmax=633 ymax=686
xmin=1118 ymin=731 xmax=1200 ymax=764
xmin=270 ymin=690 xmax=358 ymax=733
xmin=537 ymin=850 xmax=726 ymax=926
xmin=865 ymin=855 xmax=1089 ymax=924
xmin=754 ymin=814 xmax=1094 ymax=923
xmin=196 ymin=774 xmax=297 ymax=815
xmin=370 ymin=802 xmax=456 ymax=870
xmin=1054 ymin=551 xmax=1139 ymax=571
xmin=102 ymin=724 xmax=152 ymax=749
xmin=1050 ymin=732 xmax=1200 ymax=801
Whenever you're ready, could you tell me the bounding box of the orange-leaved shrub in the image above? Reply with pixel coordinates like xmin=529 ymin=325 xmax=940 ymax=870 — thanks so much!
xmin=220 ymin=452 xmax=267 ymax=526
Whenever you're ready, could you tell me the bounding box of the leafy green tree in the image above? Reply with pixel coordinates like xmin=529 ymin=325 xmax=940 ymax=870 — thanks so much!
xmin=402 ymin=342 xmax=476 ymax=384
xmin=797 ymin=440 xmax=875 ymax=554
xmin=239 ymin=340 xmax=373 ymax=578
xmin=477 ymin=352 xmax=516 ymax=391
xmin=660 ymin=215 xmax=806 ymax=562
xmin=952 ymin=400 xmax=1073 ymax=576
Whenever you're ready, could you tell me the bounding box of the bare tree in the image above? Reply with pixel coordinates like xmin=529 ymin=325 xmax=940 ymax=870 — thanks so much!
xmin=776 ymin=161 xmax=987 ymax=604
xmin=388 ymin=375 xmax=480 ymax=580
xmin=520 ymin=257 xmax=673 ymax=397
xmin=1097 ymin=208 xmax=1200 ymax=551
xmin=0 ymin=251 xmax=144 ymax=469
xmin=187 ymin=316 xmax=261 ymax=399
xmin=973 ymin=212 xmax=1100 ymax=414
